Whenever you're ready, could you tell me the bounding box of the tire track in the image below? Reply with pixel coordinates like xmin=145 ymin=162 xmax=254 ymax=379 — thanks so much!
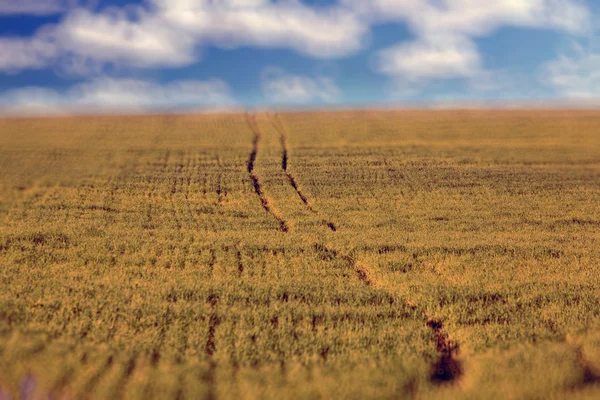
xmin=313 ymin=243 xmax=376 ymax=289
xmin=567 ymin=340 xmax=600 ymax=389
xmin=426 ymin=319 xmax=463 ymax=384
xmin=246 ymin=113 xmax=290 ymax=233
xmin=308 ymin=208 xmax=461 ymax=386
xmin=287 ymin=119 xmax=457 ymax=381
xmin=270 ymin=113 xmax=337 ymax=232
xmin=235 ymin=247 xmax=244 ymax=277
xmin=357 ymin=256 xmax=463 ymax=386
xmin=257 ymin=111 xmax=462 ymax=389
xmin=317 ymin=242 xmax=462 ymax=385
xmin=215 ymin=155 xmax=227 ymax=205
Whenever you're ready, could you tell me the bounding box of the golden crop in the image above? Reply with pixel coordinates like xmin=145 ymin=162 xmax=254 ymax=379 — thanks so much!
xmin=0 ymin=110 xmax=599 ymax=399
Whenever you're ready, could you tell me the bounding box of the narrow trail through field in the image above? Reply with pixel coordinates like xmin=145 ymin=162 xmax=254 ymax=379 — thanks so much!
xmin=270 ymin=113 xmax=337 ymax=232
xmin=215 ymin=155 xmax=227 ymax=205
xmin=248 ymin=111 xmax=461 ymax=389
xmin=267 ymin=110 xmax=463 ymax=386
xmin=426 ymin=319 xmax=463 ymax=383
xmin=569 ymin=342 xmax=600 ymax=388
xmin=339 ymin=251 xmax=463 ymax=385
xmin=246 ymin=113 xmax=290 ymax=233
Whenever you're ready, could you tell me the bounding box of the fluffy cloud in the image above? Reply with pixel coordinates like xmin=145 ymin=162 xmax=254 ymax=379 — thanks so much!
xmin=0 ymin=0 xmax=74 ymax=15
xmin=0 ymin=0 xmax=369 ymax=74
xmin=543 ymin=42 xmax=600 ymax=98
xmin=0 ymin=78 xmax=234 ymax=116
xmin=351 ymin=0 xmax=592 ymax=85
xmin=54 ymin=7 xmax=197 ymax=69
xmin=262 ymin=68 xmax=340 ymax=103
xmin=344 ymin=0 xmax=590 ymax=36
xmin=0 ymin=33 xmax=57 ymax=72
xmin=155 ymin=0 xmax=367 ymax=59
xmin=377 ymin=34 xmax=480 ymax=81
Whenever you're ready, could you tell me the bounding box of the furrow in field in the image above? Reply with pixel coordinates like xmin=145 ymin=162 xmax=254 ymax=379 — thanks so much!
xmin=235 ymin=248 xmax=244 ymax=276
xmin=426 ymin=319 xmax=463 ymax=384
xmin=215 ymin=155 xmax=227 ymax=205
xmin=342 ymin=253 xmax=376 ymax=287
xmin=569 ymin=341 xmax=600 ymax=388
xmin=207 ymin=248 xmax=217 ymax=278
xmin=364 ymin=261 xmax=463 ymax=386
xmin=205 ymin=293 xmax=220 ymax=357
xmin=317 ymin=241 xmax=462 ymax=384
xmin=246 ymin=113 xmax=290 ymax=233
xmin=271 ymin=113 xmax=337 ymax=232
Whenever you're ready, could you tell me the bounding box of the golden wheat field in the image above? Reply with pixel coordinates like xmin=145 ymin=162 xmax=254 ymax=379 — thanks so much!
xmin=0 ymin=110 xmax=599 ymax=399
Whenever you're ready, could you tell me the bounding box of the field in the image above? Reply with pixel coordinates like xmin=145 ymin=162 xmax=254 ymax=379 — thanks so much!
xmin=1 ymin=110 xmax=600 ymax=399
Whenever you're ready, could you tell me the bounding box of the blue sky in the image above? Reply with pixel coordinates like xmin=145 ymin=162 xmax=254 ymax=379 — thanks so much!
xmin=0 ymin=0 xmax=599 ymax=115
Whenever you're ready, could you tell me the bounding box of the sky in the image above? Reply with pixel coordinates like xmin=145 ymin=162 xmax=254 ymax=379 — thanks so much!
xmin=1 ymin=0 xmax=600 ymax=115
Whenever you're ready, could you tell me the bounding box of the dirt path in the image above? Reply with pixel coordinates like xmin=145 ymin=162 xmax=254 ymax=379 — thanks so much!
xmin=246 ymin=113 xmax=290 ymax=233
xmin=251 ymin=111 xmax=462 ymax=388
xmin=270 ymin=113 xmax=337 ymax=232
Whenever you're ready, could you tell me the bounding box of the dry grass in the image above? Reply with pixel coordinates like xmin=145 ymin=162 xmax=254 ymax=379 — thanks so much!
xmin=0 ymin=110 xmax=599 ymax=399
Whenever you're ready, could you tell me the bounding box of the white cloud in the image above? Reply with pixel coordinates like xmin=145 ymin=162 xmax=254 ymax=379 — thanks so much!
xmin=0 ymin=78 xmax=235 ymax=116
xmin=543 ymin=42 xmax=600 ymax=98
xmin=262 ymin=68 xmax=340 ymax=103
xmin=53 ymin=7 xmax=197 ymax=70
xmin=0 ymin=0 xmax=369 ymax=74
xmin=343 ymin=0 xmax=591 ymax=36
xmin=155 ymin=0 xmax=367 ymax=59
xmin=377 ymin=34 xmax=480 ymax=81
xmin=0 ymin=32 xmax=57 ymax=72
xmin=348 ymin=0 xmax=592 ymax=86
xmin=0 ymin=0 xmax=74 ymax=15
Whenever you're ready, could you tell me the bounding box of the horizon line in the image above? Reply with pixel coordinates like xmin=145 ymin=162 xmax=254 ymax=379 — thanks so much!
xmin=3 ymin=100 xmax=600 ymax=119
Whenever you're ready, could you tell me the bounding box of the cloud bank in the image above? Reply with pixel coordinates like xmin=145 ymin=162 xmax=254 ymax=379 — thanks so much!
xmin=0 ymin=1 xmax=593 ymax=78
xmin=0 ymin=0 xmax=368 ymax=75
xmin=349 ymin=0 xmax=591 ymax=85
xmin=0 ymin=78 xmax=234 ymax=116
